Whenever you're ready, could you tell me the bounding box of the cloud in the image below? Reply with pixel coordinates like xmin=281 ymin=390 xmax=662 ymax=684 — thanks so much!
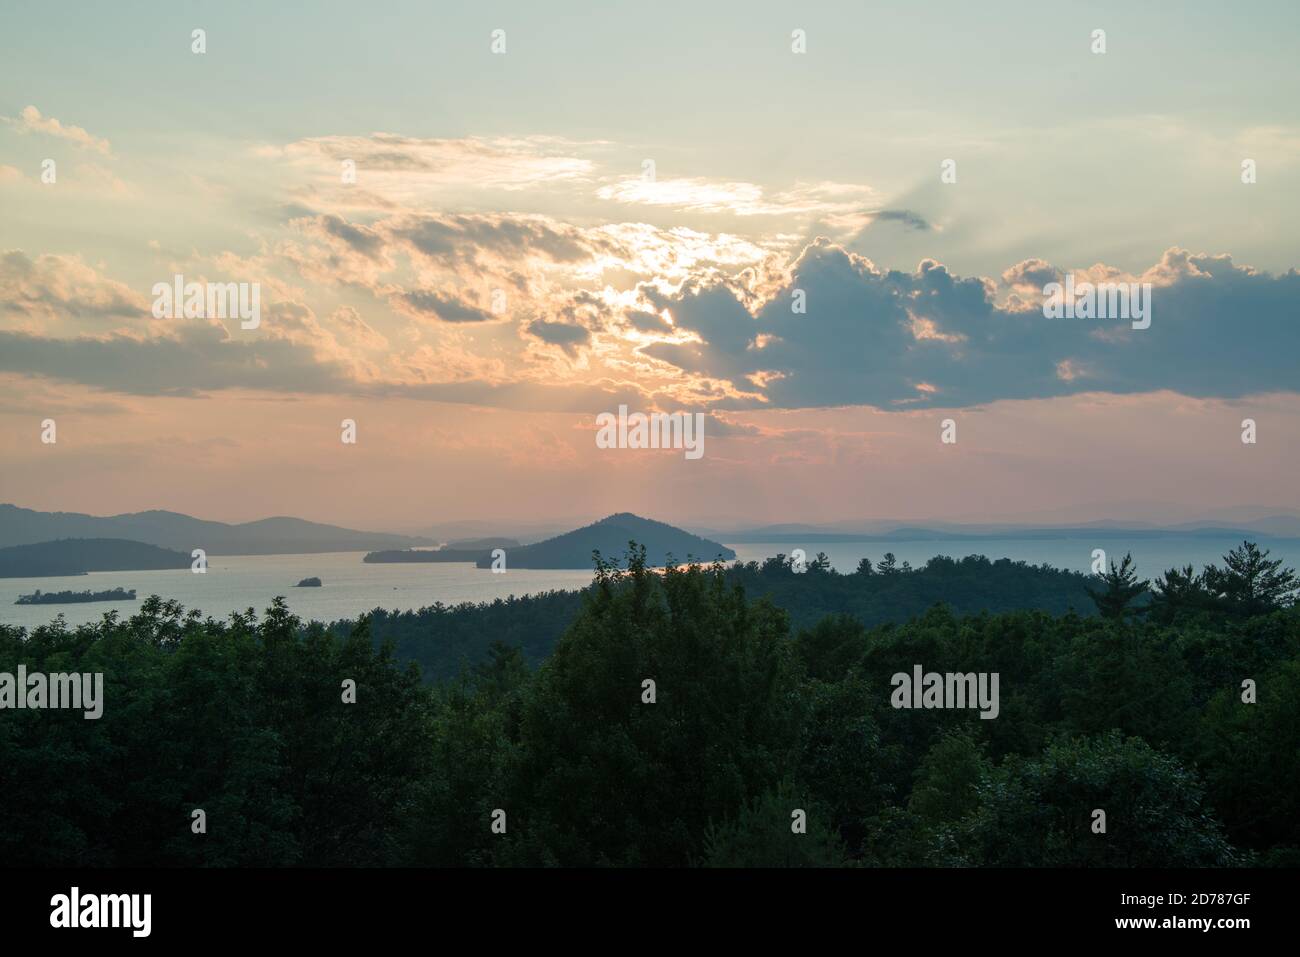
xmin=596 ymin=176 xmax=879 ymax=221
xmin=392 ymin=289 xmax=496 ymax=323
xmin=262 ymin=133 xmax=595 ymax=212
xmin=1001 ymin=257 xmax=1062 ymax=297
xmin=390 ymin=212 xmax=613 ymax=267
xmin=4 ymin=106 xmax=111 ymax=155
xmin=329 ymin=305 xmax=388 ymax=350
xmin=637 ymin=241 xmax=1300 ymax=410
xmin=0 ymin=250 xmax=146 ymax=327
xmin=0 ymin=322 xmax=353 ymax=396
xmin=7 ymin=233 xmax=1297 ymax=416
xmin=315 ymin=214 xmax=387 ymax=260
xmin=868 ymin=209 xmax=932 ymax=231
xmin=525 ymin=318 xmax=591 ymax=356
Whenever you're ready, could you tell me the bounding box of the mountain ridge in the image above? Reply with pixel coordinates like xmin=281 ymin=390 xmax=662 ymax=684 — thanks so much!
xmin=0 ymin=504 xmax=434 ymax=555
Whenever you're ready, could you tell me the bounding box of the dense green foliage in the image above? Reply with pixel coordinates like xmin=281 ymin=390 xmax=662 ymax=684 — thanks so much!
xmin=2 ymin=542 xmax=1296 ymax=867
xmin=349 ymin=551 xmax=1098 ymax=682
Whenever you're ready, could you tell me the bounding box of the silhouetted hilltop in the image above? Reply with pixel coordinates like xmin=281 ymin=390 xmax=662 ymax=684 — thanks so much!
xmin=0 ymin=538 xmax=190 ymax=578
xmin=476 ymin=513 xmax=734 ymax=569
xmin=0 ymin=504 xmax=433 ymax=555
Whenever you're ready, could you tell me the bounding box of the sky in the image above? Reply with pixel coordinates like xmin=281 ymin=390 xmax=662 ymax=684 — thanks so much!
xmin=1 ymin=0 xmax=1298 ymax=532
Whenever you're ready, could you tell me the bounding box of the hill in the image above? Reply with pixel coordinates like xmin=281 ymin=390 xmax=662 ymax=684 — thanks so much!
xmin=0 ymin=504 xmax=433 ymax=555
xmin=475 ymin=513 xmax=734 ymax=569
xmin=0 ymin=538 xmax=191 ymax=578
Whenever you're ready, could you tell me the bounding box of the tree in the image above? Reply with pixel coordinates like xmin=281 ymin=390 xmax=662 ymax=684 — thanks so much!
xmin=1085 ymin=553 xmax=1148 ymax=619
xmin=699 ymin=782 xmax=848 ymax=867
xmin=1149 ymin=564 xmax=1211 ymax=623
xmin=909 ymin=728 xmax=988 ymax=831
xmin=855 ymin=557 xmax=874 ymax=576
xmin=503 ymin=549 xmax=802 ymax=866
xmin=794 ymin=614 xmax=867 ymax=681
xmin=966 ymin=732 xmax=1237 ymax=867
xmin=1198 ymin=658 xmax=1300 ymax=855
xmin=1204 ymin=541 xmax=1298 ymax=615
xmin=878 ymin=552 xmax=899 ymax=575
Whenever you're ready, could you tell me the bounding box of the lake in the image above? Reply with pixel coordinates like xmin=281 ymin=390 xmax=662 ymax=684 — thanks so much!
xmin=2 ymin=536 xmax=1295 ymax=630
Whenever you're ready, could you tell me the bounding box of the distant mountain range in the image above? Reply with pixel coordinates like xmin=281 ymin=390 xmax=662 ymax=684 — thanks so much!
xmin=0 ymin=538 xmax=190 ymax=578
xmin=476 ymin=513 xmax=735 ymax=569
xmin=0 ymin=504 xmax=434 ymax=555
xmin=712 ymin=517 xmax=1300 ymax=543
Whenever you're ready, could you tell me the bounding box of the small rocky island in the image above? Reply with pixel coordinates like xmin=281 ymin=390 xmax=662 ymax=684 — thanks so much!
xmin=15 ymin=587 xmax=137 ymax=605
xmin=294 ymin=577 xmax=322 ymax=587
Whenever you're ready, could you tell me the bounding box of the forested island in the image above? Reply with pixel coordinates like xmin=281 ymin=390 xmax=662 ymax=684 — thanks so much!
xmin=365 ymin=548 xmax=494 ymax=563
xmin=364 ymin=538 xmax=520 ymax=564
xmin=14 ymin=586 xmax=137 ymax=605
xmin=472 ymin=512 xmax=733 ymax=568
xmin=0 ymin=538 xmax=190 ymax=578
xmin=2 ymin=540 xmax=1296 ymax=868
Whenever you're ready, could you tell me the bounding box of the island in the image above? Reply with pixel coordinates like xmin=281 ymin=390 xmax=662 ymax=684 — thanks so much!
xmin=15 ymin=587 xmax=137 ymax=605
xmin=0 ymin=538 xmax=191 ymax=578
xmin=474 ymin=513 xmax=734 ymax=569
xmin=294 ymin=577 xmax=322 ymax=587
xmin=364 ymin=538 xmax=519 ymax=564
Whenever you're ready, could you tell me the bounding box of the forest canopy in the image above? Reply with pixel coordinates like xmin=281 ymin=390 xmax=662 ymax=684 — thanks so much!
xmin=1 ymin=541 xmax=1295 ymax=868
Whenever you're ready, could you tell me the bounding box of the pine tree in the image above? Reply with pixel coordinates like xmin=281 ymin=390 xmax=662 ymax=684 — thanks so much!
xmin=1204 ymin=541 xmax=1299 ymax=614
xmin=1085 ymin=553 xmax=1149 ymax=619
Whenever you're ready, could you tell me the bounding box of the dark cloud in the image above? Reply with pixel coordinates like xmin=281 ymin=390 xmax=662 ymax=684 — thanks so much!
xmin=625 ymin=309 xmax=670 ymax=333
xmin=525 ymin=318 xmax=591 ymax=356
xmin=390 ymin=213 xmax=612 ymax=267
xmin=870 ymin=209 xmax=932 ymax=231
xmin=640 ymin=241 xmax=1300 ymax=409
xmin=393 ymin=290 xmax=494 ymax=323
xmin=316 ymin=214 xmax=387 ymax=260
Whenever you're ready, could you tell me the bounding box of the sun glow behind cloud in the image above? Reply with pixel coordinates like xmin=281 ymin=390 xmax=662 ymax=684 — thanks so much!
xmin=1 ymin=0 xmax=1298 ymax=525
